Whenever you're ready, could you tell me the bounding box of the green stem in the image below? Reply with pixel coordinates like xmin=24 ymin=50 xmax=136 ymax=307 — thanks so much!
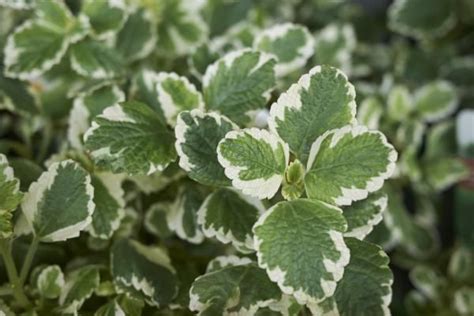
xmin=0 ymin=240 xmax=30 ymax=307
xmin=19 ymin=238 xmax=39 ymax=285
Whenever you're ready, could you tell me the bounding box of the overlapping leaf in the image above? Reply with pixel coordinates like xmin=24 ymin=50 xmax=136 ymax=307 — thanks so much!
xmin=60 ymin=266 xmax=100 ymax=313
xmin=0 ymin=154 xmax=23 ymax=238
xmin=82 ymin=0 xmax=127 ymax=39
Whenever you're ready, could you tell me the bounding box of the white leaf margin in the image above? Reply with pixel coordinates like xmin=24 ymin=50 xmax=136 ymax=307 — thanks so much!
xmin=253 ymin=201 xmax=350 ymax=305
xmin=306 ymin=125 xmax=398 ymax=206
xmin=253 ymin=23 xmax=315 ymax=77
xmin=217 ymin=128 xmax=290 ymax=200
xmin=197 ymin=189 xmax=265 ymax=253
xmin=21 ymin=160 xmax=95 ymax=242
xmin=344 ymin=194 xmax=388 ymax=240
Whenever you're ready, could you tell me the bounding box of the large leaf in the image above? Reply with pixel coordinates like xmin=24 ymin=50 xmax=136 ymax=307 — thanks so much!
xmin=189 ymin=263 xmax=281 ymax=315
xmin=253 ymin=23 xmax=314 ymax=76
xmin=217 ymin=128 xmax=289 ymax=199
xmin=310 ymin=238 xmax=393 ymax=316
xmin=389 ymin=0 xmax=456 ymax=39
xmin=343 ymin=193 xmax=387 ymax=240
xmin=203 ymin=49 xmax=276 ymax=125
xmin=84 ymin=101 xmax=176 ymax=175
xmin=21 ymin=160 xmax=94 ymax=242
xmin=305 ymin=125 xmax=397 ymax=206
xmin=0 ymin=154 xmax=23 ymax=238
xmin=111 ymin=239 xmax=178 ymax=307
xmin=70 ymin=39 xmax=124 ymax=79
xmin=198 ymin=188 xmax=263 ymax=253
xmin=268 ymin=65 xmax=356 ymax=163
xmin=414 ymin=81 xmax=458 ymax=122
xmin=175 ymin=110 xmax=236 ymax=186
xmin=253 ymin=199 xmax=349 ymax=304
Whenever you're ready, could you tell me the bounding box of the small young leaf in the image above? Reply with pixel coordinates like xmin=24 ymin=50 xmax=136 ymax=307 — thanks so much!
xmin=84 ymin=101 xmax=176 ymax=175
xmin=198 ymin=188 xmax=264 ymax=253
xmin=175 ymin=110 xmax=236 ymax=186
xmin=144 ymin=203 xmax=173 ymax=238
xmin=155 ymin=72 xmax=204 ymax=126
xmin=269 ymin=65 xmax=357 ymax=163
xmin=111 ymin=239 xmax=178 ymax=307
xmin=115 ymin=7 xmax=157 ymax=62
xmin=70 ymin=39 xmax=124 ymax=79
xmin=21 ymin=160 xmax=94 ymax=242
xmin=305 ymin=125 xmax=397 ymax=206
xmin=37 ymin=265 xmax=64 ymax=299
xmin=189 ymin=263 xmax=281 ymax=315
xmin=203 ymin=49 xmax=276 ymax=125
xmin=60 ymin=266 xmax=100 ymax=313
xmin=167 ymin=186 xmax=205 ymax=244
xmin=82 ymin=0 xmax=127 ymax=39
xmin=343 ymin=193 xmax=387 ymax=240
xmin=0 ymin=154 xmax=23 ymax=238
xmin=217 ymin=128 xmax=289 ymax=199
xmin=253 ymin=23 xmax=315 ymax=76
xmin=309 ymin=238 xmax=393 ymax=316
xmin=414 ymin=81 xmax=458 ymax=122
xmin=253 ymin=199 xmax=349 ymax=304
xmin=89 ymin=173 xmax=125 ymax=239
xmin=389 ymin=0 xmax=456 ymax=39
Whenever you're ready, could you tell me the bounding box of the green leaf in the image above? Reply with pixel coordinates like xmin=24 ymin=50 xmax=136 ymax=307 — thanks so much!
xmin=206 ymin=255 xmax=253 ymax=273
xmin=424 ymin=158 xmax=469 ymax=191
xmin=37 ymin=265 xmax=64 ymax=299
xmin=253 ymin=23 xmax=314 ymax=76
xmin=155 ymin=72 xmax=204 ymax=126
xmin=314 ymin=23 xmax=356 ymax=74
xmin=189 ymin=263 xmax=282 ymax=315
xmin=253 ymin=199 xmax=349 ymax=304
xmin=82 ymin=0 xmax=127 ymax=39
xmin=305 ymin=125 xmax=397 ymax=206
xmin=198 ymin=188 xmax=264 ymax=253
xmin=343 ymin=193 xmax=387 ymax=240
xmin=269 ymin=65 xmax=357 ymax=163
xmin=115 ymin=7 xmax=157 ymax=62
xmin=387 ymin=85 xmax=412 ymax=122
xmin=68 ymin=84 xmax=125 ymax=149
xmin=188 ymin=43 xmax=220 ymax=79
xmin=0 ymin=154 xmax=23 ymax=238
xmin=95 ymin=300 xmax=126 ymax=316
xmin=454 ymin=287 xmax=474 ymax=315
xmin=389 ymin=0 xmax=456 ymax=39
xmin=130 ymin=69 xmax=167 ymax=122
xmin=409 ymin=265 xmax=445 ymax=301
xmin=70 ymin=39 xmax=124 ymax=79
xmin=89 ymin=173 xmax=125 ymax=239
xmin=309 ymin=238 xmax=393 ymax=316
xmin=144 ymin=203 xmax=173 ymax=238
xmin=157 ymin=0 xmax=208 ymax=56
xmin=3 ymin=1 xmax=87 ymax=79
xmin=217 ymin=128 xmax=289 ymax=199
xmin=111 ymin=239 xmax=178 ymax=307
xmin=0 ymin=0 xmax=34 ymax=9
xmin=357 ymin=97 xmax=383 ymax=130
xmin=175 ymin=110 xmax=236 ymax=187
xmin=424 ymin=120 xmax=457 ymax=159
xmin=396 ymin=120 xmax=425 ymax=150
xmin=21 ymin=160 xmax=94 ymax=242
xmin=203 ymin=49 xmax=276 ymax=125
xmin=60 ymin=266 xmax=100 ymax=313
xmin=0 ymin=69 xmax=40 ymax=116
xmin=414 ymin=81 xmax=458 ymax=122
xmin=167 ymin=186 xmax=205 ymax=244
xmin=84 ymin=101 xmax=176 ymax=175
